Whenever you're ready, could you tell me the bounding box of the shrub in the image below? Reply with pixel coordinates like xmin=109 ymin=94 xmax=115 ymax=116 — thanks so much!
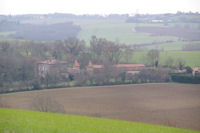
xmin=185 ymin=66 xmax=193 ymax=74
xmin=31 ymin=95 xmax=65 ymax=113
xmin=136 ymin=68 xmax=171 ymax=83
xmin=170 ymin=73 xmax=200 ymax=84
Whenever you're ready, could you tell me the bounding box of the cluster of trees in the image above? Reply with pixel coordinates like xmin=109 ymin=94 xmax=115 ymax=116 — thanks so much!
xmin=0 ymin=21 xmax=81 ymax=41
xmin=0 ymin=36 xmax=197 ymax=93
xmin=170 ymin=73 xmax=200 ymax=84
xmin=0 ymin=13 xmax=129 ymax=23
xmin=0 ymin=43 xmax=37 ymax=92
xmin=135 ymin=26 xmax=200 ymax=41
xmin=0 ymin=39 xmax=87 ymax=92
xmin=2 ymin=12 xmax=200 ymax=25
xmin=75 ymin=68 xmax=171 ymax=86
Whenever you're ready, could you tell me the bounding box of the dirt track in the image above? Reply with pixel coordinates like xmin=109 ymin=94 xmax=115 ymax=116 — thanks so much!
xmin=1 ymin=83 xmax=200 ymax=131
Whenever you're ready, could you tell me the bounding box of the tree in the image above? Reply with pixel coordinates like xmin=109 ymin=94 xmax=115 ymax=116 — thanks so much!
xmin=185 ymin=66 xmax=193 ymax=74
xmin=123 ymin=47 xmax=134 ymax=63
xmin=90 ymin=36 xmax=122 ymax=64
xmin=147 ymin=49 xmax=160 ymax=67
xmin=176 ymin=58 xmax=185 ymax=70
xmin=78 ymin=52 xmax=91 ymax=69
xmin=90 ymin=36 xmax=106 ymax=64
xmin=51 ymin=41 xmax=65 ymax=60
xmin=137 ymin=68 xmax=171 ymax=83
xmin=31 ymin=42 xmax=50 ymax=58
xmin=103 ymin=41 xmax=122 ymax=64
xmin=165 ymin=57 xmax=174 ymax=67
xmin=119 ymin=72 xmax=126 ymax=83
xmin=31 ymin=95 xmax=65 ymax=113
xmin=22 ymin=41 xmax=33 ymax=56
xmin=64 ymin=38 xmax=85 ymax=63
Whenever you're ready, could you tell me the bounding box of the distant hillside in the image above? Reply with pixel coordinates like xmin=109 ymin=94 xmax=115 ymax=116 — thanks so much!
xmin=126 ymin=13 xmax=200 ymax=23
xmin=1 ymin=13 xmax=200 ymax=50
xmin=0 ymin=21 xmax=81 ymax=41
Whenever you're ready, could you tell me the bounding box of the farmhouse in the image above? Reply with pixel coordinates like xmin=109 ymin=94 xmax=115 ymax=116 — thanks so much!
xmin=87 ymin=60 xmax=104 ymax=72
xmin=37 ymin=59 xmax=146 ymax=77
xmin=86 ymin=60 xmax=145 ymax=74
xmin=37 ymin=59 xmax=67 ymax=77
xmin=113 ymin=64 xmax=145 ymax=71
xmin=67 ymin=59 xmax=81 ymax=74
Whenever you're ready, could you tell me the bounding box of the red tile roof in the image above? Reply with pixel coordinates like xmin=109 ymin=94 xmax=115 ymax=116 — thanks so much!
xmin=87 ymin=61 xmax=145 ymax=69
xmin=88 ymin=60 xmax=93 ymax=67
xmin=87 ymin=60 xmax=103 ymax=69
xmin=113 ymin=64 xmax=145 ymax=68
xmin=73 ymin=59 xmax=80 ymax=67
xmin=92 ymin=65 xmax=104 ymax=69
xmin=38 ymin=60 xmax=67 ymax=65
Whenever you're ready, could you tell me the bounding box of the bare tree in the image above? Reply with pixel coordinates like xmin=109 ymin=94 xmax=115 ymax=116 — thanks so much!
xmin=123 ymin=47 xmax=134 ymax=63
xmin=31 ymin=94 xmax=65 ymax=113
xmin=103 ymin=42 xmax=122 ymax=64
xmin=90 ymin=36 xmax=122 ymax=64
xmin=78 ymin=52 xmax=91 ymax=69
xmin=64 ymin=38 xmax=85 ymax=63
xmin=165 ymin=57 xmax=174 ymax=67
xmin=147 ymin=49 xmax=160 ymax=67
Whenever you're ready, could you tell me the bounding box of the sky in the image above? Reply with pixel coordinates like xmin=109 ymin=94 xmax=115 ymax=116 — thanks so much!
xmin=0 ymin=0 xmax=200 ymax=15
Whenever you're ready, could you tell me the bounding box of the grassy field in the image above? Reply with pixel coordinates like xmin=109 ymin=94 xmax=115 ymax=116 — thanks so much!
xmin=21 ymin=18 xmax=180 ymax=45
xmin=126 ymin=51 xmax=200 ymax=66
xmin=145 ymin=41 xmax=200 ymax=51
xmin=0 ymin=108 xmax=199 ymax=133
xmin=78 ymin=22 xmax=178 ymax=45
xmin=1 ymin=18 xmax=200 ymax=50
xmin=0 ymin=31 xmax=16 ymax=37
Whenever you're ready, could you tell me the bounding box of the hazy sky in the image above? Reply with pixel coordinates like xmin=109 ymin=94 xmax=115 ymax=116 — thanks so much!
xmin=0 ymin=0 xmax=200 ymax=15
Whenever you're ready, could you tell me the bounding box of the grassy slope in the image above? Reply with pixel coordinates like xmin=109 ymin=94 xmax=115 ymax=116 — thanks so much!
xmin=125 ymin=51 xmax=200 ymax=66
xmin=76 ymin=19 xmax=199 ymax=49
xmin=78 ymin=22 xmax=178 ymax=45
xmin=1 ymin=18 xmax=200 ymax=50
xmin=145 ymin=41 xmax=200 ymax=51
xmin=0 ymin=108 xmax=199 ymax=133
xmin=2 ymin=18 xmax=199 ymax=50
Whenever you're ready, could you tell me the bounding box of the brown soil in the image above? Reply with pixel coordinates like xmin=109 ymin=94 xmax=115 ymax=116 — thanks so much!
xmin=1 ymin=83 xmax=200 ymax=131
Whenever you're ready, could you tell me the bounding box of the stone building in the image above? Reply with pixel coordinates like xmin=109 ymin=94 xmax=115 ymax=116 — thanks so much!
xmin=37 ymin=59 xmax=67 ymax=77
xmin=86 ymin=60 xmax=145 ymax=75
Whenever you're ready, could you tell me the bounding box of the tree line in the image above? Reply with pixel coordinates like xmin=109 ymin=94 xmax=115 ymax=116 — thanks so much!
xmin=0 ymin=36 xmax=196 ymax=93
xmin=0 ymin=21 xmax=81 ymax=41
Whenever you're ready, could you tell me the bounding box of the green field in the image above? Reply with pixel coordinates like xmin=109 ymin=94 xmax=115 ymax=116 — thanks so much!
xmin=123 ymin=51 xmax=200 ymax=67
xmin=145 ymin=41 xmax=200 ymax=51
xmin=1 ymin=18 xmax=200 ymax=50
xmin=78 ymin=22 xmax=178 ymax=45
xmin=21 ymin=18 xmax=180 ymax=46
xmin=0 ymin=108 xmax=199 ymax=133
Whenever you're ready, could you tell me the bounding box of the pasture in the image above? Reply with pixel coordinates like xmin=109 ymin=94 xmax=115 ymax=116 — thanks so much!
xmin=128 ymin=51 xmax=200 ymax=66
xmin=78 ymin=22 xmax=178 ymax=45
xmin=2 ymin=17 xmax=200 ymax=50
xmin=145 ymin=41 xmax=200 ymax=51
xmin=0 ymin=108 xmax=199 ymax=133
xmin=1 ymin=83 xmax=200 ymax=131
